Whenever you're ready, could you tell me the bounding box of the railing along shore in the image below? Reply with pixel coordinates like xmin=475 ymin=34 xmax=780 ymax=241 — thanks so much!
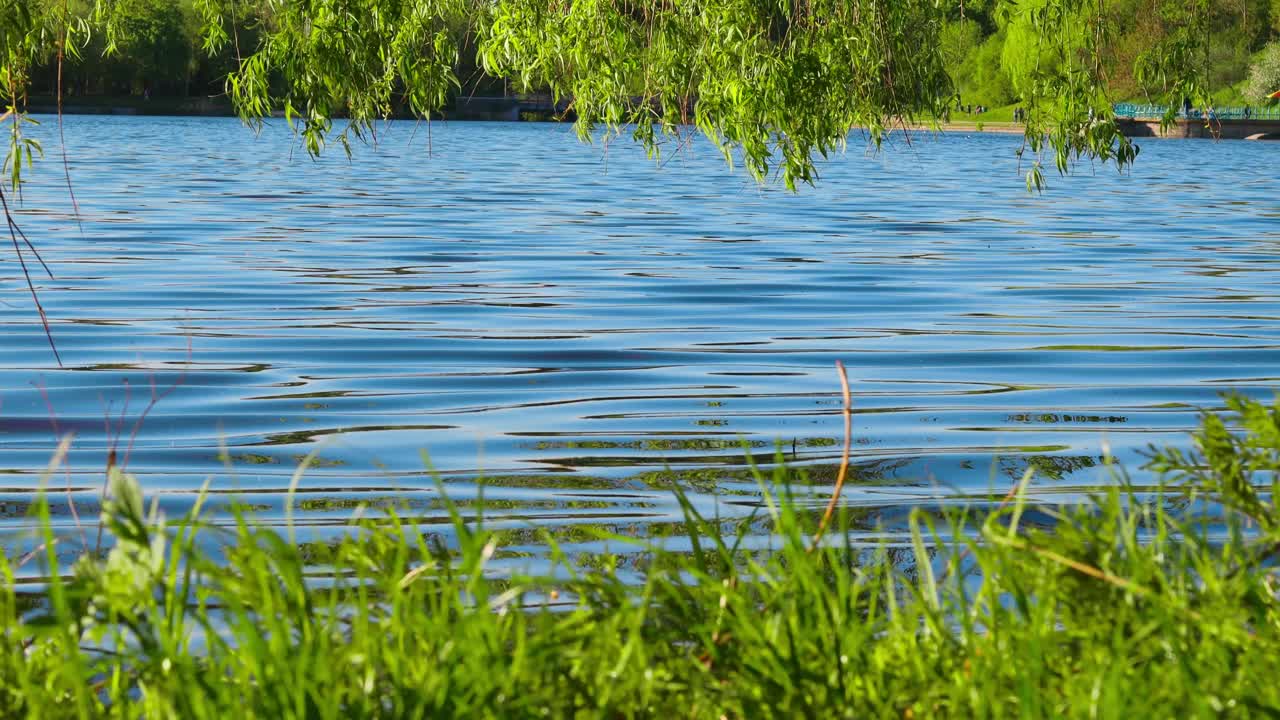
xmin=1113 ymin=102 xmax=1280 ymax=121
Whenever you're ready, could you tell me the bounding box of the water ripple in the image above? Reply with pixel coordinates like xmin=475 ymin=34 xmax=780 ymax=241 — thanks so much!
xmin=1 ymin=117 xmax=1278 ymax=552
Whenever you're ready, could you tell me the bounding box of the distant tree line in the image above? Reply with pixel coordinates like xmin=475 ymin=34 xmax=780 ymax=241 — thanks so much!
xmin=20 ymin=0 xmax=231 ymax=98
xmin=20 ymin=0 xmax=505 ymax=101
xmin=18 ymin=0 xmax=1278 ymax=107
xmin=942 ymin=0 xmax=1280 ymax=107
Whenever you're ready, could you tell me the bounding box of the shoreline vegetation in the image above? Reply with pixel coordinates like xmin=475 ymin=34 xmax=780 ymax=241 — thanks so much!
xmin=19 ymin=95 xmax=1031 ymax=136
xmin=26 ymin=97 xmax=1280 ymax=142
xmin=4 ymin=393 xmax=1280 ymax=717
xmin=0 ymin=96 xmax=1091 ymax=140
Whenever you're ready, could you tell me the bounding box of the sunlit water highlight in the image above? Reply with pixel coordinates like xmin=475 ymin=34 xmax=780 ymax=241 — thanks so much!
xmin=1 ymin=116 xmax=1278 ymax=567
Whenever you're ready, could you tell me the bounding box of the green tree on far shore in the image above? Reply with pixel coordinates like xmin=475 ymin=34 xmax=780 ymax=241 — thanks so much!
xmin=1245 ymin=41 xmax=1280 ymax=101
xmin=100 ymin=0 xmax=193 ymax=94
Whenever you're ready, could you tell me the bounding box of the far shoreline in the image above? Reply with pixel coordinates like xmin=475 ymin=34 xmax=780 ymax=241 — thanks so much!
xmin=28 ymin=99 xmax=1273 ymax=141
xmin=23 ymin=96 xmax=1029 ymax=134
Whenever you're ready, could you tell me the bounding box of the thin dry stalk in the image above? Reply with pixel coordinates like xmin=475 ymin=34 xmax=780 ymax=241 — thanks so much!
xmin=94 ymin=335 xmax=193 ymax=551
xmin=34 ymin=379 xmax=87 ymax=550
xmin=16 ymin=433 xmax=75 ymax=570
xmin=56 ymin=7 xmax=84 ymax=236
xmin=811 ymin=359 xmax=851 ymax=549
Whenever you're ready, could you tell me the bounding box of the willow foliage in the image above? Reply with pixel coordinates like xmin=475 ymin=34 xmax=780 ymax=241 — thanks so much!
xmin=481 ymin=0 xmax=955 ymax=188
xmin=4 ymin=0 xmax=1214 ymax=191
xmin=197 ymin=0 xmax=467 ymax=156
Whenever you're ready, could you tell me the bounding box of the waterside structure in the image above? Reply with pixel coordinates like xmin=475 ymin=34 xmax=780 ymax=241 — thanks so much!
xmin=1115 ymin=103 xmax=1280 ymax=140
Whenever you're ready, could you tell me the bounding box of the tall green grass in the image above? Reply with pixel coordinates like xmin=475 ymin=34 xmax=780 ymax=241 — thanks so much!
xmin=4 ymin=395 xmax=1280 ymax=718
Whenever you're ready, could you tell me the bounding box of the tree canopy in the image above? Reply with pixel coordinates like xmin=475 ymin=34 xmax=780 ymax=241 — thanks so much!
xmin=3 ymin=0 xmax=1239 ymax=195
xmin=1246 ymin=40 xmax=1280 ymax=101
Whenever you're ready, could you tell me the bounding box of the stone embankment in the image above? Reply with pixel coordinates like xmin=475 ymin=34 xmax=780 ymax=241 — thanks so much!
xmin=1118 ymin=118 xmax=1280 ymax=140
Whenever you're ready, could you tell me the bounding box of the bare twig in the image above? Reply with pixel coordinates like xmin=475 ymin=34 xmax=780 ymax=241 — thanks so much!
xmin=16 ymin=433 xmax=75 ymax=570
xmin=34 ymin=379 xmax=87 ymax=550
xmin=16 ymin=542 xmax=47 ymax=570
xmin=55 ymin=0 xmax=82 ymax=236
xmin=0 ymin=184 xmax=61 ymax=366
xmin=121 ymin=334 xmax=193 ymax=472
xmin=95 ymin=334 xmax=193 ymax=551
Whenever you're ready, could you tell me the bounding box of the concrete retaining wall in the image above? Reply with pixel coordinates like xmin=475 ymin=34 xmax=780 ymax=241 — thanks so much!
xmin=1119 ymin=118 xmax=1280 ymax=140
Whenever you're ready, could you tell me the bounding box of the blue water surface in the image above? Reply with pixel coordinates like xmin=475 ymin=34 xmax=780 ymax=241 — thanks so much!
xmin=1 ymin=116 xmax=1278 ymax=563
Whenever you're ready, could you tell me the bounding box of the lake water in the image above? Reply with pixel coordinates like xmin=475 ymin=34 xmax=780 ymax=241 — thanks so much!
xmin=2 ymin=116 xmax=1278 ymax=565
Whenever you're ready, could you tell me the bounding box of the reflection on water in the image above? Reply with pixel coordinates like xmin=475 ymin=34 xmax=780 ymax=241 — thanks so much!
xmin=1 ymin=116 xmax=1278 ymax=563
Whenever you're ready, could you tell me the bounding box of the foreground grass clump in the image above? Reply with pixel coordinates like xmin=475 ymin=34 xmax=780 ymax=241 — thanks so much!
xmin=4 ymin=396 xmax=1280 ymax=718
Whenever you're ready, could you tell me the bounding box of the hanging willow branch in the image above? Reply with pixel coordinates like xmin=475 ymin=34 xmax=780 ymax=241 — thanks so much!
xmin=0 ymin=182 xmax=60 ymax=365
xmin=3 ymin=0 xmax=1222 ymax=192
xmin=5 ymin=0 xmax=1218 ymax=192
xmin=1 ymin=0 xmax=1216 ymax=364
xmin=196 ymin=0 xmax=1210 ymax=189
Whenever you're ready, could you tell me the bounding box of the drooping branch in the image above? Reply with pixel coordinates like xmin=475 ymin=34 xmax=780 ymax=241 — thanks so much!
xmin=0 ymin=182 xmax=61 ymax=366
xmin=201 ymin=0 xmax=1203 ymax=190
